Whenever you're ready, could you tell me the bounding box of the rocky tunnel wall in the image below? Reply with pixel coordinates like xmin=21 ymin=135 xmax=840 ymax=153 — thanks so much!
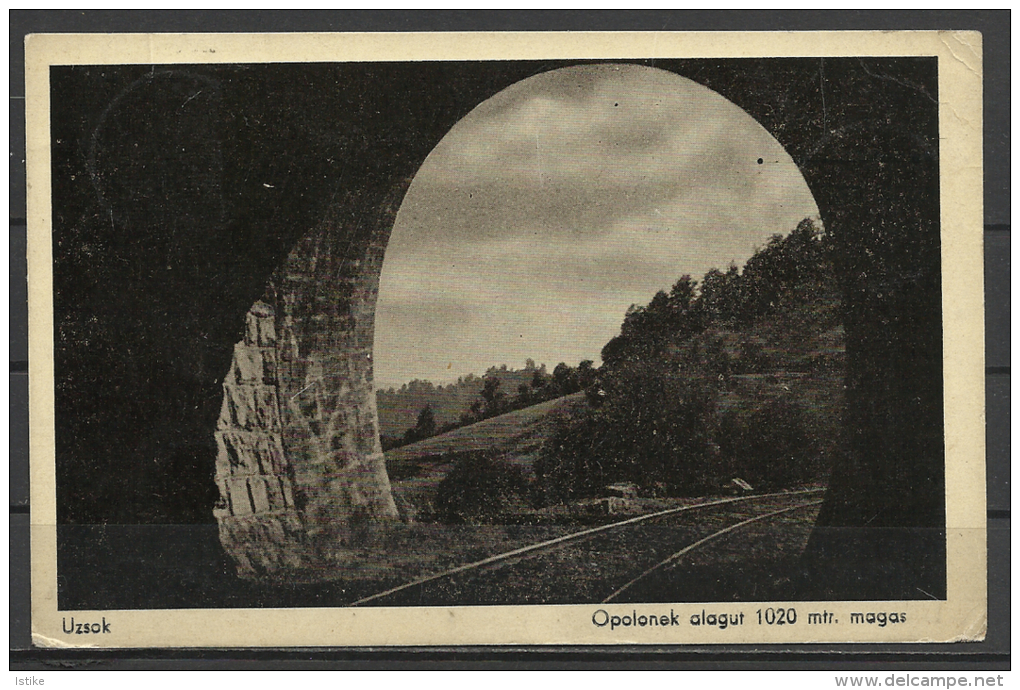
xmin=214 ymin=183 xmax=408 ymax=579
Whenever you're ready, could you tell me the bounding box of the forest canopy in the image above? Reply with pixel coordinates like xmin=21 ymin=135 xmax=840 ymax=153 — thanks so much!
xmin=537 ymin=218 xmax=845 ymax=499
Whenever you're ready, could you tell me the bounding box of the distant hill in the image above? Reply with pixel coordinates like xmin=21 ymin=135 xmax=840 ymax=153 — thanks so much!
xmin=375 ymin=362 xmax=552 ymax=439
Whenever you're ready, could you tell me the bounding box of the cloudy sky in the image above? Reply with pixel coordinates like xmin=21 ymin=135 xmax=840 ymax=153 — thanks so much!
xmin=372 ymin=64 xmax=819 ymax=390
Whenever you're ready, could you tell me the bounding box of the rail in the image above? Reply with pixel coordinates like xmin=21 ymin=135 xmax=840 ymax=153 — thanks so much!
xmin=601 ymin=498 xmax=825 ymax=602
xmin=351 ymin=487 xmax=825 ymax=606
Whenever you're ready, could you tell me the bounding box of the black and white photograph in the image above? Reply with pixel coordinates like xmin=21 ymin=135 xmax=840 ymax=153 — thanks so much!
xmin=26 ymin=31 xmax=985 ymax=647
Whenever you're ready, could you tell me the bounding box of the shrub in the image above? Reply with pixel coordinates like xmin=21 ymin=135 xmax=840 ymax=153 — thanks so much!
xmin=537 ymin=363 xmax=720 ymax=500
xmin=432 ymin=452 xmax=531 ymax=524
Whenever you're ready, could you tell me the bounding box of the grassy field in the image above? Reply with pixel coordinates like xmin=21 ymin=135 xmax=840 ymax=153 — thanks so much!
xmin=385 ymin=392 xmax=588 ymax=521
xmin=386 ymin=391 xmax=588 ymax=464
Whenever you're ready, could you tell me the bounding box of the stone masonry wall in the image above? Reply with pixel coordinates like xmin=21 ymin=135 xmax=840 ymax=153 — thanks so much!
xmin=214 ymin=301 xmax=309 ymax=577
xmin=215 ymin=180 xmax=409 ymax=580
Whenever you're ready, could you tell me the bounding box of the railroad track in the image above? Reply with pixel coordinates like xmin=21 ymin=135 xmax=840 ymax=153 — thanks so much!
xmin=352 ymin=488 xmax=825 ymax=607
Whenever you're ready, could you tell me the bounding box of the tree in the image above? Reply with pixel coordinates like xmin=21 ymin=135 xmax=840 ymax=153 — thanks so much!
xmin=613 ymin=277 xmax=706 ymax=362
xmin=538 ymin=362 xmax=719 ymax=499
xmin=601 ymin=334 xmax=632 ymax=365
xmin=553 ymin=362 xmax=580 ymax=395
xmin=737 ymin=221 xmax=827 ymax=323
xmin=622 ymin=291 xmax=670 ymax=344
xmin=665 ymin=274 xmax=704 ymax=339
xmin=480 ymin=375 xmax=506 ymax=418
xmin=401 ymin=404 xmax=438 ymax=446
xmin=577 ymin=360 xmax=597 ymax=390
xmin=669 ymin=274 xmax=698 ymax=307
xmin=698 ymin=264 xmax=742 ymax=323
xmin=414 ymin=405 xmax=436 ymax=439
xmin=516 ymin=383 xmax=532 ymax=407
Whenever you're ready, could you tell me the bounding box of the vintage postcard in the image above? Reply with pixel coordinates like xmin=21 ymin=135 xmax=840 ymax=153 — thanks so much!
xmin=26 ymin=31 xmax=985 ymax=647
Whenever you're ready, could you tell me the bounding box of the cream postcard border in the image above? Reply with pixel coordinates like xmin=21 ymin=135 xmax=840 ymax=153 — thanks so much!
xmin=26 ymin=31 xmax=985 ymax=647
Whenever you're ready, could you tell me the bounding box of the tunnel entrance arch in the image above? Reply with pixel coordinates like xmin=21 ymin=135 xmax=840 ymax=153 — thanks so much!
xmin=214 ymin=63 xmax=825 ymax=577
xmin=211 ymin=59 xmax=943 ymax=598
xmin=50 ymin=59 xmax=943 ymax=597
